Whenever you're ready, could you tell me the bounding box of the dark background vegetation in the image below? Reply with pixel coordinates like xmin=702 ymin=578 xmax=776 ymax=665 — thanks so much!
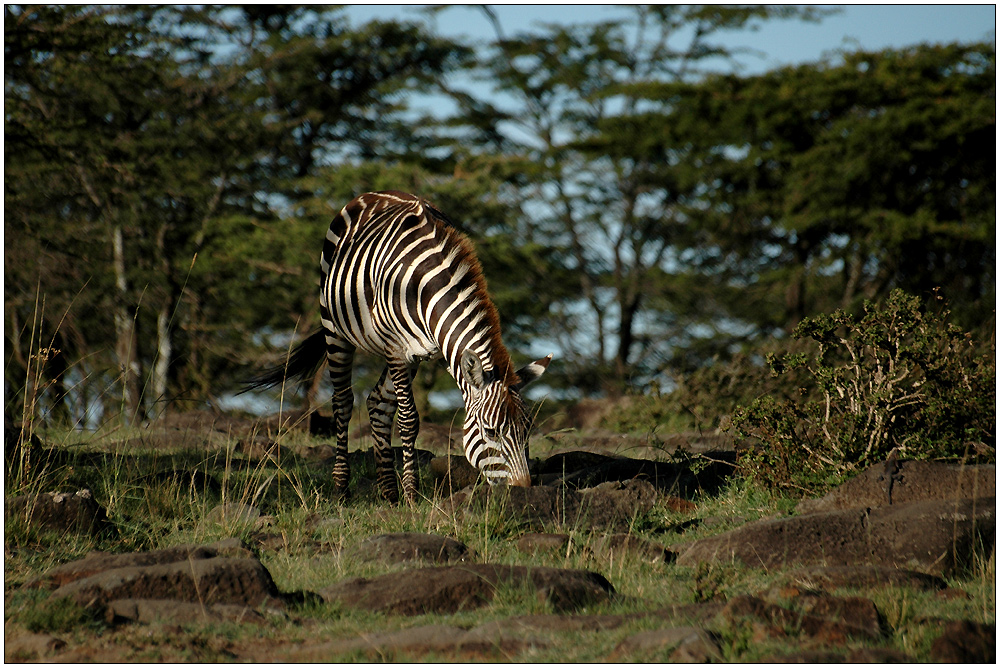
xmin=5 ymin=6 xmax=995 ymax=481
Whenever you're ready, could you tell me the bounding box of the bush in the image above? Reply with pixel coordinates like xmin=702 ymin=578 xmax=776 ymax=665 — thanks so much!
xmin=732 ymin=289 xmax=995 ymax=493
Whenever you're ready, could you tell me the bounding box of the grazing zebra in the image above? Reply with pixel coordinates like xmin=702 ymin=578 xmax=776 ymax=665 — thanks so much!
xmin=246 ymin=191 xmax=551 ymax=504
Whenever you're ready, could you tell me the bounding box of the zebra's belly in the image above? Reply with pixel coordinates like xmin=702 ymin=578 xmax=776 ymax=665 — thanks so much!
xmin=326 ymin=289 xmax=440 ymax=363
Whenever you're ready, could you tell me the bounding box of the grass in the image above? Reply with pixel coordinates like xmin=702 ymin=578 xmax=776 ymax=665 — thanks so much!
xmin=4 ymin=415 xmax=995 ymax=662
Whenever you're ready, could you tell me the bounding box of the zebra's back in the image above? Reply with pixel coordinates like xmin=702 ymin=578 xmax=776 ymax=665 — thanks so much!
xmin=319 ymin=191 xmax=507 ymax=371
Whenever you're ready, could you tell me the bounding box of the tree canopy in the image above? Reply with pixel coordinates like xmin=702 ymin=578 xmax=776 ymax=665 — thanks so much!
xmin=5 ymin=5 xmax=994 ymax=427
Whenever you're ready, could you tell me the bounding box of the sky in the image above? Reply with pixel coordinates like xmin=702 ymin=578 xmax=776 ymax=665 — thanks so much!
xmin=344 ymin=3 xmax=996 ymax=74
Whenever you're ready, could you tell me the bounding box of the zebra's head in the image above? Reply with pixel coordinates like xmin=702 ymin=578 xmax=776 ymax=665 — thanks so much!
xmin=459 ymin=350 xmax=552 ymax=487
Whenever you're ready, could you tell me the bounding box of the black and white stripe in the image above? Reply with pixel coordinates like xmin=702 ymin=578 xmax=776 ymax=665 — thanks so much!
xmin=312 ymin=191 xmax=550 ymax=503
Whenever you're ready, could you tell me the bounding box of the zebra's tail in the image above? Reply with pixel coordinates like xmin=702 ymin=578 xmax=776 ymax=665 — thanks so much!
xmin=238 ymin=329 xmax=327 ymax=395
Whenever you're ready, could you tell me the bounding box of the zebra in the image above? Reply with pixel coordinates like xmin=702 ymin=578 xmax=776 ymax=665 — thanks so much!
xmin=245 ymin=191 xmax=551 ymax=504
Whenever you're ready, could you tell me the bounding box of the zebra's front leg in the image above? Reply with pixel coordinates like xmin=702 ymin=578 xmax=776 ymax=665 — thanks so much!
xmin=367 ymin=366 xmax=399 ymax=503
xmin=389 ymin=362 xmax=420 ymax=505
xmin=326 ymin=336 xmax=355 ymax=499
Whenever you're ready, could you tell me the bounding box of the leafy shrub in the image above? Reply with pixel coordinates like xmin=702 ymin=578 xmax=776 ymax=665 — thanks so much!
xmin=732 ymin=289 xmax=995 ymax=493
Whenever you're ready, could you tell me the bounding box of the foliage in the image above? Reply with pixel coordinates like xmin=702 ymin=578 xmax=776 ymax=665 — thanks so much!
xmin=5 ymin=4 xmax=995 ymax=428
xmin=731 ymin=289 xmax=995 ymax=492
xmin=457 ymin=5 xmax=832 ymax=394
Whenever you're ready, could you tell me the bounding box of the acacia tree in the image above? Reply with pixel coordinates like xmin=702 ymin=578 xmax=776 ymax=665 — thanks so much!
xmin=5 ymin=5 xmax=474 ymax=425
xmin=458 ymin=5 xmax=829 ymax=394
xmin=629 ymin=42 xmax=996 ymax=357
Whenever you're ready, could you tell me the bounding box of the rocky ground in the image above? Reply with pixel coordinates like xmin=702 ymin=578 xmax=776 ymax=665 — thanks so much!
xmin=4 ymin=410 xmax=996 ymax=662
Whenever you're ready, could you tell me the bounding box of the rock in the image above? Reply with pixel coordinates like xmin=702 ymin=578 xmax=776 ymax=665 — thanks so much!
xmin=760 ymin=649 xmax=847 ymax=662
xmin=540 ymin=450 xmax=736 ymax=496
xmin=760 ymin=648 xmax=913 ymax=662
xmin=516 ymin=532 xmax=571 ymax=554
xmin=346 ymin=533 xmax=474 ymax=564
xmin=3 ymin=632 xmax=67 ymax=661
xmin=52 ymin=556 xmax=283 ymax=610
xmin=594 ymin=533 xmax=672 ymax=563
xmin=34 ymin=539 xmax=290 ymax=625
xmin=28 ymin=538 xmax=252 ymax=589
xmin=846 ymin=647 xmax=915 ymax=662
xmin=5 ymin=488 xmax=114 ymax=537
xmin=798 ymin=461 xmax=995 ymax=514
xmin=320 ymin=564 xmax=614 ymax=615
xmin=105 ymin=598 xmax=267 ymax=625
xmin=611 ymin=627 xmax=723 ymax=662
xmin=429 ymin=455 xmax=481 ymax=492
xmin=676 ymin=496 xmax=995 ymax=576
xmin=437 ymin=479 xmax=660 ymax=531
xmin=539 ymin=450 xmax=622 ymax=475
xmin=722 ymin=594 xmax=883 ymax=644
xmin=285 ymin=623 xmax=543 ymax=661
xmin=784 ymin=565 xmax=947 ymax=592
xmin=930 ymin=620 xmax=995 ymax=663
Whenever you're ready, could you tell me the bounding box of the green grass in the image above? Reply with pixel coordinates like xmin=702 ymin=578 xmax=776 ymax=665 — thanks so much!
xmin=4 ymin=420 xmax=995 ymax=662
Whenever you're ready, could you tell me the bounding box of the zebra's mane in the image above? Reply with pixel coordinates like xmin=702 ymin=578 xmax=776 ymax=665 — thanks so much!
xmin=365 ymin=191 xmax=517 ymax=387
xmin=419 ymin=197 xmax=518 ymax=387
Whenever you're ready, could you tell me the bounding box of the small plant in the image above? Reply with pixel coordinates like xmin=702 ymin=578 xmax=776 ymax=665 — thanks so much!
xmin=732 ymin=289 xmax=995 ymax=492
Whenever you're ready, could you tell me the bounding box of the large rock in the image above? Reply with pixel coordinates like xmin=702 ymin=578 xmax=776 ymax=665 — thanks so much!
xmin=32 ymin=539 xmax=290 ymax=624
xmin=320 ymin=563 xmax=614 ymax=615
xmin=539 ymin=450 xmax=736 ymax=496
xmin=930 ymin=620 xmax=996 ymax=663
xmin=29 ymin=538 xmax=253 ymax=589
xmin=436 ymin=479 xmax=660 ymax=531
xmin=676 ymin=496 xmax=995 ymax=576
xmin=722 ymin=594 xmax=883 ymax=644
xmin=52 ymin=556 xmax=282 ymax=609
xmin=782 ymin=565 xmax=948 ymax=592
xmin=798 ymin=461 xmax=995 ymax=514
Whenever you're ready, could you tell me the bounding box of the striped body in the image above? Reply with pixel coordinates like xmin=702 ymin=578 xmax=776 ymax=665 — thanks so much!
xmin=318 ymin=191 xmax=550 ymax=503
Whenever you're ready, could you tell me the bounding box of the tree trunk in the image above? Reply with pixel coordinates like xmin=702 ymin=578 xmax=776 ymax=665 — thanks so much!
xmin=112 ymin=223 xmax=142 ymax=424
xmin=150 ymin=299 xmax=172 ymax=419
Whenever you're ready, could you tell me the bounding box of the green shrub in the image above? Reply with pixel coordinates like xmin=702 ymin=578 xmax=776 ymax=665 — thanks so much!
xmin=732 ymin=289 xmax=995 ymax=492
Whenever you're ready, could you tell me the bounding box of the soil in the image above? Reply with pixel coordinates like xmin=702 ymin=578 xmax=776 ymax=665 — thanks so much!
xmin=4 ymin=409 xmax=995 ymax=662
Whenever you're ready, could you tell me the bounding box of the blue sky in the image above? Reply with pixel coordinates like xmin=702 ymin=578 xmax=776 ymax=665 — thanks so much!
xmin=344 ymin=4 xmax=996 ymax=74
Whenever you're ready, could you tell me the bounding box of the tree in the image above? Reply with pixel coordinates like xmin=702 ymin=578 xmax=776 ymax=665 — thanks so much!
xmin=4 ymin=5 xmax=475 ymax=426
xmin=632 ymin=42 xmax=995 ymax=361
xmin=452 ymin=5 xmax=831 ymax=394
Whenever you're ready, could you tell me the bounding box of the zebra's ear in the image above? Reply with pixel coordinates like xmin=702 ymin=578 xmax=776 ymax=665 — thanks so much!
xmin=514 ymin=354 xmax=552 ymax=391
xmin=460 ymin=349 xmax=487 ymax=393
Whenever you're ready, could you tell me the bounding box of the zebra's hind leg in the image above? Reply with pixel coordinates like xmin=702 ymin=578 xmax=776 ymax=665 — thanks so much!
xmin=389 ymin=362 xmax=420 ymax=505
xmin=367 ymin=365 xmax=399 ymax=503
xmin=325 ymin=334 xmax=355 ymax=499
